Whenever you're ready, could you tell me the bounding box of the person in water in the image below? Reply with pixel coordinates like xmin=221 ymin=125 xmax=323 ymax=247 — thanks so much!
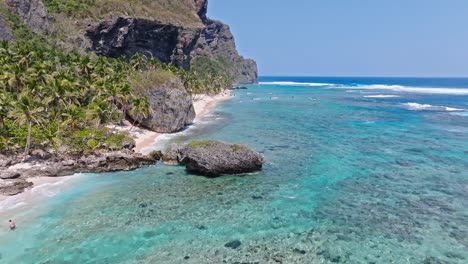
xmin=9 ymin=220 xmax=16 ymax=230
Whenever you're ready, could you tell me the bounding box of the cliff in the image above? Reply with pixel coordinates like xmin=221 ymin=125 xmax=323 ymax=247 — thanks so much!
xmin=85 ymin=0 xmax=258 ymax=84
xmin=1 ymin=0 xmax=257 ymax=83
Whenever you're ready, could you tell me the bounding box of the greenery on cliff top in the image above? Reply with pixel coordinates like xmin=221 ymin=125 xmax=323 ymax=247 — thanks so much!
xmin=43 ymin=0 xmax=203 ymax=27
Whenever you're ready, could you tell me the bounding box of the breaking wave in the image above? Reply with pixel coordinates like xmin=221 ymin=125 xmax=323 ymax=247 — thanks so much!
xmin=402 ymin=103 xmax=465 ymax=112
xmin=259 ymin=81 xmax=468 ymax=95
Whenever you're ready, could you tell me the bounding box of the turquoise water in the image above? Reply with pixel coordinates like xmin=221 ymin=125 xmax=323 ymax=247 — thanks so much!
xmin=1 ymin=78 xmax=468 ymax=263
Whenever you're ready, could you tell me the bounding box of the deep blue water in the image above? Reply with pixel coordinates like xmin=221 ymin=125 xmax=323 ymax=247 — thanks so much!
xmin=1 ymin=77 xmax=467 ymax=263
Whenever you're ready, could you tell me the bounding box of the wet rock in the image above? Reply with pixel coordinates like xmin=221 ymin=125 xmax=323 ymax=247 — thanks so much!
xmin=224 ymin=240 xmax=242 ymax=249
xmin=251 ymin=195 xmax=263 ymax=200
xmin=163 ymin=140 xmax=264 ymax=177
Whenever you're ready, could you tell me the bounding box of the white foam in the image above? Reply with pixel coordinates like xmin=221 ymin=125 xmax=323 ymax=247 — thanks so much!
xmin=340 ymin=84 xmax=468 ymax=95
xmin=364 ymin=94 xmax=400 ymax=98
xmin=259 ymin=81 xmax=335 ymax=87
xmin=450 ymin=111 xmax=468 ymax=117
xmin=403 ymin=103 xmax=465 ymax=112
xmin=259 ymin=81 xmax=468 ymax=95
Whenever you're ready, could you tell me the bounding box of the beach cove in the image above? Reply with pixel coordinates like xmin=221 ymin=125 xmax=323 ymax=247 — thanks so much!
xmin=1 ymin=77 xmax=467 ymax=263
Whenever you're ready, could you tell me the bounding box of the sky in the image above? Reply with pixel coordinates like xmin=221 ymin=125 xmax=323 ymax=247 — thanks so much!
xmin=208 ymin=0 xmax=468 ymax=77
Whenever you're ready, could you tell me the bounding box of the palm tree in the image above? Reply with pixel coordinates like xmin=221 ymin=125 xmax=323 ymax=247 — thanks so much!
xmin=129 ymin=97 xmax=150 ymax=130
xmin=10 ymin=94 xmax=44 ymax=155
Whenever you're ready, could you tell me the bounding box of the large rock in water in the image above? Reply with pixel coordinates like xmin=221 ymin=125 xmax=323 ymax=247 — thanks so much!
xmin=163 ymin=140 xmax=265 ymax=177
xmin=85 ymin=0 xmax=257 ymax=84
xmin=6 ymin=0 xmax=49 ymax=33
xmin=0 ymin=16 xmax=14 ymax=41
xmin=129 ymin=77 xmax=195 ymax=133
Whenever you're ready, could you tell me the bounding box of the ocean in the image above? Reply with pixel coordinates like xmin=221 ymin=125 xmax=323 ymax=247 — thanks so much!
xmin=1 ymin=77 xmax=467 ymax=263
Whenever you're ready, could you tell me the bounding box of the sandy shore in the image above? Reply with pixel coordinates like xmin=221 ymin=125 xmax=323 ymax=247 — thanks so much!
xmin=117 ymin=90 xmax=234 ymax=154
xmin=193 ymin=90 xmax=234 ymax=121
xmin=0 ymin=91 xmax=234 ymax=203
xmin=0 ymin=176 xmax=73 ymax=206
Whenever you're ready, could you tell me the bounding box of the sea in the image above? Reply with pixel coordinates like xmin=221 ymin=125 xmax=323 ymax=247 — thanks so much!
xmin=0 ymin=77 xmax=467 ymax=263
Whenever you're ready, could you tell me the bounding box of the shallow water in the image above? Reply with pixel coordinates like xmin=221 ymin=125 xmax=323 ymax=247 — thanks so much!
xmin=1 ymin=77 xmax=467 ymax=263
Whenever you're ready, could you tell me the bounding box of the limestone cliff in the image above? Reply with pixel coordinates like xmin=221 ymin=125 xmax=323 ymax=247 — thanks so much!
xmin=86 ymin=0 xmax=257 ymax=84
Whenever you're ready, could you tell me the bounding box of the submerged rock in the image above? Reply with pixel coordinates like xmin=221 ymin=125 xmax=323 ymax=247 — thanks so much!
xmin=163 ymin=140 xmax=264 ymax=177
xmin=224 ymin=240 xmax=242 ymax=249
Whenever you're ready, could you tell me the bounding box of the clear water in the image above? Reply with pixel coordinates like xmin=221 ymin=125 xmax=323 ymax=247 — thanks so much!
xmin=1 ymin=77 xmax=467 ymax=264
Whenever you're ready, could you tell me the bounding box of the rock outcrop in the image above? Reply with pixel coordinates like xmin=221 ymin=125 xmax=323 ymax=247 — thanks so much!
xmin=0 ymin=16 xmax=14 ymax=41
xmin=6 ymin=0 xmax=48 ymax=33
xmin=86 ymin=17 xmax=201 ymax=70
xmin=129 ymin=76 xmax=196 ymax=133
xmin=163 ymin=140 xmax=265 ymax=177
xmin=0 ymin=150 xmax=161 ymax=196
xmin=86 ymin=0 xmax=257 ymax=84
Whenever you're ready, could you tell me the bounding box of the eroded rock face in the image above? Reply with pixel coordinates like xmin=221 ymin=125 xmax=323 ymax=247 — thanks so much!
xmin=193 ymin=19 xmax=258 ymax=84
xmin=86 ymin=17 xmax=201 ymax=70
xmin=129 ymin=77 xmax=196 ymax=133
xmin=6 ymin=0 xmax=48 ymax=33
xmin=0 ymin=16 xmax=14 ymax=41
xmin=163 ymin=140 xmax=265 ymax=177
xmin=194 ymin=0 xmax=208 ymax=23
xmin=86 ymin=0 xmax=257 ymax=84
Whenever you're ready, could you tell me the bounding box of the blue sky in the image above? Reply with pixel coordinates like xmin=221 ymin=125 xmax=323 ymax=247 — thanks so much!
xmin=209 ymin=0 xmax=468 ymax=77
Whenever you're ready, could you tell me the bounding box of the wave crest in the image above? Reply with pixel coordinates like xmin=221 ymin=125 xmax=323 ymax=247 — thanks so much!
xmin=403 ymin=103 xmax=465 ymax=112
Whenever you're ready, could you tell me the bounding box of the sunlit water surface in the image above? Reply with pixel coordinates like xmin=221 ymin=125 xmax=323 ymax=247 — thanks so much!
xmin=1 ymin=77 xmax=467 ymax=263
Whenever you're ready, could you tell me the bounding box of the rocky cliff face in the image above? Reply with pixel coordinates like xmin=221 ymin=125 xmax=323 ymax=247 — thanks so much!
xmin=87 ymin=0 xmax=257 ymax=84
xmin=0 ymin=16 xmax=14 ymax=41
xmin=129 ymin=77 xmax=196 ymax=133
xmin=5 ymin=0 xmax=48 ymax=33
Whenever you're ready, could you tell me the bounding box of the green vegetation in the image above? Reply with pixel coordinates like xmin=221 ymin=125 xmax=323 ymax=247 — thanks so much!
xmin=191 ymin=56 xmax=236 ymax=94
xmin=231 ymin=144 xmax=247 ymax=152
xmin=0 ymin=39 xmax=227 ymax=155
xmin=0 ymin=39 xmax=144 ymax=154
xmin=187 ymin=140 xmax=213 ymax=149
xmin=43 ymin=0 xmax=203 ymax=27
xmin=0 ymin=1 xmax=234 ymax=156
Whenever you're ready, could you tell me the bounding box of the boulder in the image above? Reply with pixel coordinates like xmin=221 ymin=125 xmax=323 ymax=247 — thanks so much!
xmin=163 ymin=140 xmax=265 ymax=177
xmin=30 ymin=149 xmax=52 ymax=159
xmin=6 ymin=0 xmax=49 ymax=33
xmin=129 ymin=77 xmax=196 ymax=133
xmin=0 ymin=171 xmax=21 ymax=179
xmin=0 ymin=16 xmax=14 ymax=41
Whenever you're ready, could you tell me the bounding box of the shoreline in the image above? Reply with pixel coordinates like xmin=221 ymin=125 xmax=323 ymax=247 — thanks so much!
xmin=0 ymin=91 xmax=234 ymax=203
